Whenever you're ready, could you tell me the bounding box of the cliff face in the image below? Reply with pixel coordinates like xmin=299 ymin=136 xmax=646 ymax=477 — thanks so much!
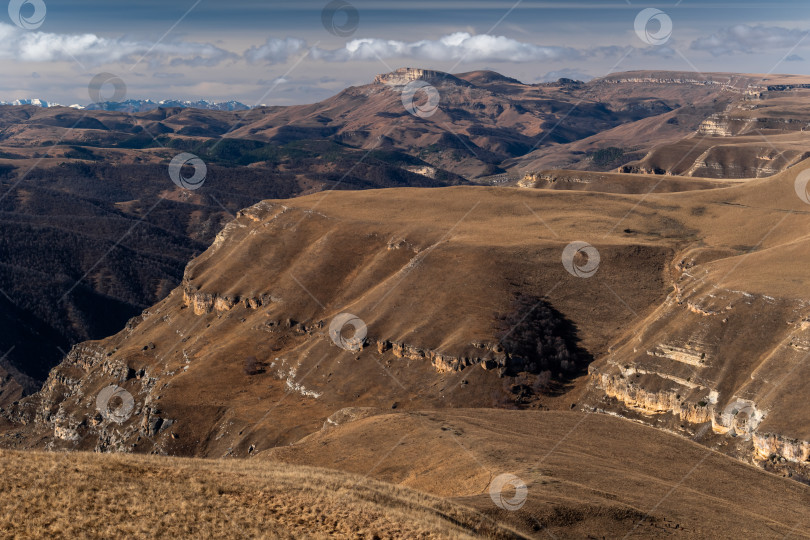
xmin=614 ymin=80 xmax=810 ymax=179
xmin=622 ymin=147 xmax=810 ymax=179
xmin=599 ymin=76 xmax=741 ymax=90
xmin=180 ymin=280 xmax=511 ymax=374
xmin=373 ymin=67 xmax=467 ymax=87
xmin=697 ymin=113 xmax=810 ymax=137
xmin=753 ymin=432 xmax=810 ymax=463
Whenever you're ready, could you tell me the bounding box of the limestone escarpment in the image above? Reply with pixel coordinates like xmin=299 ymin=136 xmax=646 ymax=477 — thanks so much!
xmin=600 ymin=76 xmax=734 ymax=87
xmin=585 ymin=266 xmax=810 ymax=478
xmin=753 ymin=432 xmax=810 ymax=463
xmin=1 ymin=337 xmax=171 ymax=454
xmin=698 ymin=113 xmax=810 ymax=137
xmin=518 ymin=172 xmax=592 ymax=188
xmin=622 ymin=143 xmax=810 ymax=179
xmin=182 ymin=285 xmax=275 ymax=315
xmin=615 ymin=83 xmax=810 ymax=179
xmin=180 ymin=277 xmax=540 ymax=377
xmin=374 ymin=67 xmax=466 ymax=87
xmin=685 ymin=146 xmax=808 ymax=178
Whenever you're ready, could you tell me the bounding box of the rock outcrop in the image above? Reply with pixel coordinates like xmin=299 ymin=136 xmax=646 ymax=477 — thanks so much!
xmin=374 ymin=67 xmax=467 ymax=87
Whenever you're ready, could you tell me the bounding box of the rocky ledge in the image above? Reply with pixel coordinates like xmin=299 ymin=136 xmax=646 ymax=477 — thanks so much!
xmin=374 ymin=68 xmax=467 ymax=87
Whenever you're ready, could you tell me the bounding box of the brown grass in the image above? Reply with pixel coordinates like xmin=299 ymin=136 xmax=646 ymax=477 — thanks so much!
xmin=265 ymin=409 xmax=810 ymax=539
xmin=0 ymin=449 xmax=521 ymax=539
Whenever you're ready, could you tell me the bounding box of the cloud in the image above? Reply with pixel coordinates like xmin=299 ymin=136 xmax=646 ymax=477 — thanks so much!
xmin=311 ymin=32 xmax=583 ymax=63
xmin=691 ymin=25 xmax=809 ymax=56
xmin=0 ymin=24 xmax=631 ymax=73
xmin=786 ymin=53 xmax=805 ymax=62
xmin=244 ymin=38 xmax=307 ymax=64
xmin=0 ymin=22 xmax=236 ymax=67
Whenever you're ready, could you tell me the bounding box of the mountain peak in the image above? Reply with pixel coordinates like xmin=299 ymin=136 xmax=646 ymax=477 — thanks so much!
xmin=455 ymin=70 xmax=523 ymax=85
xmin=0 ymin=98 xmax=58 ymax=108
xmin=373 ymin=67 xmax=468 ymax=87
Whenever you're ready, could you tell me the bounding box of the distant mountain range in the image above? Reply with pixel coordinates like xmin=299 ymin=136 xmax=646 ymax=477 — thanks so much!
xmin=0 ymin=98 xmax=251 ymax=112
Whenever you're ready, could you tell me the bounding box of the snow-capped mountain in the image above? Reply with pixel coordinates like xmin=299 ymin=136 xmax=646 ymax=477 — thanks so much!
xmin=0 ymin=98 xmax=64 ymax=108
xmin=0 ymin=98 xmax=251 ymax=112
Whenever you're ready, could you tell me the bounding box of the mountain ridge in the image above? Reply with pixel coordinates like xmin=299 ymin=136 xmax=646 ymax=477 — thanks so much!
xmin=11 ymin=68 xmax=810 ymax=109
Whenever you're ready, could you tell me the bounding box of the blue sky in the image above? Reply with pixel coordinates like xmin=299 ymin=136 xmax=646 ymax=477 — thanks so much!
xmin=2 ymin=0 xmax=810 ymax=104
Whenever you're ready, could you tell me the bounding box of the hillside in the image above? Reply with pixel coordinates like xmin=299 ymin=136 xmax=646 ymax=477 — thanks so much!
xmin=266 ymin=409 xmax=810 ymax=538
xmin=2 ymin=68 xmax=810 ymax=537
xmin=0 ymin=448 xmax=515 ymax=539
xmin=0 ymin=67 xmax=725 ymax=399
xmin=0 ymin=185 xmax=674 ymax=455
xmin=511 ymin=71 xmax=810 ymax=179
xmin=229 ymin=68 xmax=740 ymax=179
xmin=0 ymin=110 xmax=464 ymax=403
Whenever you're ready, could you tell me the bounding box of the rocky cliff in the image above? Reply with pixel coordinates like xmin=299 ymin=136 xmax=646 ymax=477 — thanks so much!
xmin=610 ymin=77 xmax=810 ymax=179
xmin=374 ymin=67 xmax=467 ymax=87
xmin=585 ymin=279 xmax=810 ymax=482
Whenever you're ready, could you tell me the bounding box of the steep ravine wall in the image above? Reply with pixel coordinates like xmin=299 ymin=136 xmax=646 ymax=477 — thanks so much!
xmin=0 ymin=279 xmax=529 ymax=455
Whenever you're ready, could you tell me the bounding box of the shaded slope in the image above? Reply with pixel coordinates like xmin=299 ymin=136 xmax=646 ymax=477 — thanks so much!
xmin=0 ymin=136 xmax=464 ymax=401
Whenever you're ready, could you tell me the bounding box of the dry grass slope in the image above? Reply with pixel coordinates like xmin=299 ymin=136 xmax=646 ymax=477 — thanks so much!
xmin=264 ymin=409 xmax=810 ymax=539
xmin=0 ymin=449 xmax=521 ymax=539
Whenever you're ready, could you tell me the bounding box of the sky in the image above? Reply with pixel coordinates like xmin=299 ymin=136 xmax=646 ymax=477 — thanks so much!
xmin=2 ymin=0 xmax=810 ymax=105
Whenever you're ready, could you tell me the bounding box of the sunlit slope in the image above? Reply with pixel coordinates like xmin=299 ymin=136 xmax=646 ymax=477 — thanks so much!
xmin=0 ymin=449 xmax=517 ymax=539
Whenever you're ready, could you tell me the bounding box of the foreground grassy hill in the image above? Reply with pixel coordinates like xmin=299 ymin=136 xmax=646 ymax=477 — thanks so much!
xmin=0 ymin=448 xmax=517 ymax=539
xmin=265 ymin=409 xmax=810 ymax=538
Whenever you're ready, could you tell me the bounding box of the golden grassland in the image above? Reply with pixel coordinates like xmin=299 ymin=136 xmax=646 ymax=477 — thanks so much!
xmin=0 ymin=449 xmax=521 ymax=539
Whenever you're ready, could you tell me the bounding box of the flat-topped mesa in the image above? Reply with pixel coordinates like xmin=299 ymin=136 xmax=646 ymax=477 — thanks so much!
xmin=374 ymin=67 xmax=466 ymax=87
